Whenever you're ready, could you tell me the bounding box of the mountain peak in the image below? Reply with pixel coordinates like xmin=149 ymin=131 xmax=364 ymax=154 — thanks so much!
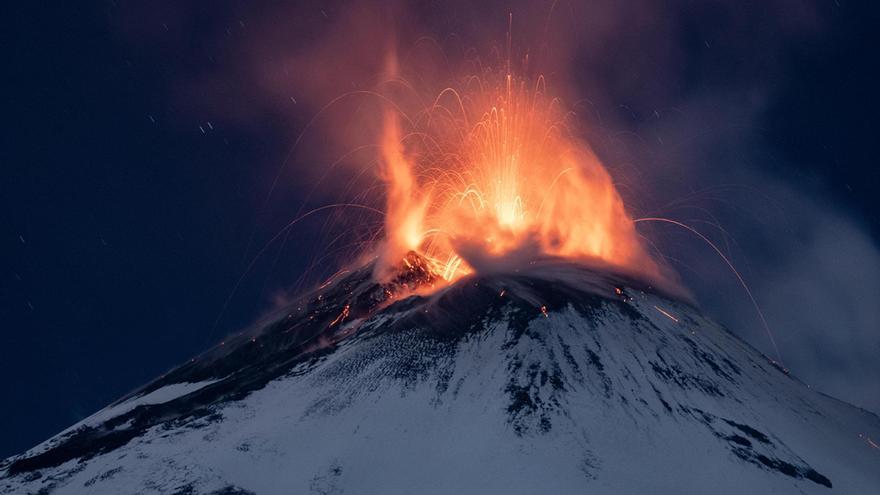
xmin=3 ymin=262 xmax=878 ymax=494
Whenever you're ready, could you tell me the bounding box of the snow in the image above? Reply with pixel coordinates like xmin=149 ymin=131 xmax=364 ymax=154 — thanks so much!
xmin=84 ymin=379 xmax=223 ymax=426
xmin=16 ymin=379 xmax=222 ymax=460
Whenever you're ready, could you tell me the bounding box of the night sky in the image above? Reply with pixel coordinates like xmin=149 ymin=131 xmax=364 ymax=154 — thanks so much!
xmin=3 ymin=1 xmax=879 ymax=459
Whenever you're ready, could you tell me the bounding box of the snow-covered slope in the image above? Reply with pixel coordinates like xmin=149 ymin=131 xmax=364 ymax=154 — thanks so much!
xmin=2 ymin=258 xmax=878 ymax=494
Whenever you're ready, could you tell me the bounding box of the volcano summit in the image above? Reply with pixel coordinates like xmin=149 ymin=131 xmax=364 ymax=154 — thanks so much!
xmin=1 ymin=256 xmax=878 ymax=494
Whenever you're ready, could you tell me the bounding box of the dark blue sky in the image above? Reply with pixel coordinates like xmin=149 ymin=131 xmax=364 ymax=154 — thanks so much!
xmin=2 ymin=1 xmax=878 ymax=459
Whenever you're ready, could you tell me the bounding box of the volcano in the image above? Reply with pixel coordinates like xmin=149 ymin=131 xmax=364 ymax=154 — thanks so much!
xmin=2 ymin=256 xmax=878 ymax=494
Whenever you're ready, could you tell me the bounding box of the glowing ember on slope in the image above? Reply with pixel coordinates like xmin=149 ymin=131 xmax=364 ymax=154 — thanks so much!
xmin=375 ymin=66 xmax=663 ymax=288
xmin=653 ymin=305 xmax=680 ymax=323
xmin=859 ymin=433 xmax=880 ymax=450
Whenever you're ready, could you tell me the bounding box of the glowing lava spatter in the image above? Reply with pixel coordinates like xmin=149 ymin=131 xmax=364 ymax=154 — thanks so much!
xmin=375 ymin=68 xmax=662 ymax=287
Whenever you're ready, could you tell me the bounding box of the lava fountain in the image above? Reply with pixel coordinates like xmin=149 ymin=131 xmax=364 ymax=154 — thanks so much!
xmin=375 ymin=62 xmax=664 ymax=289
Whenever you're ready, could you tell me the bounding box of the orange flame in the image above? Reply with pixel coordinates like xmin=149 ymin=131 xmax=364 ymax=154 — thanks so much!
xmin=376 ymin=69 xmax=662 ymax=287
xmin=380 ymin=110 xmax=428 ymax=256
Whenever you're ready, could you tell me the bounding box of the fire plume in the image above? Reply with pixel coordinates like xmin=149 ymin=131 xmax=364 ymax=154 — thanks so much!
xmin=375 ymin=67 xmax=662 ymax=288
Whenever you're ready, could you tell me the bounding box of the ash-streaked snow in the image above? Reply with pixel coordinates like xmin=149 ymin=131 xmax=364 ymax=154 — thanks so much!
xmin=70 ymin=380 xmax=223 ymax=432
xmin=2 ymin=261 xmax=878 ymax=494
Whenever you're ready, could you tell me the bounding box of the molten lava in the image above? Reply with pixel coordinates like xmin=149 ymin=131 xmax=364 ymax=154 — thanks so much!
xmin=376 ymin=70 xmax=662 ymax=287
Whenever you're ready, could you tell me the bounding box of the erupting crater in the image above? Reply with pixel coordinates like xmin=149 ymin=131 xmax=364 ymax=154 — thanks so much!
xmin=374 ymin=69 xmax=666 ymax=291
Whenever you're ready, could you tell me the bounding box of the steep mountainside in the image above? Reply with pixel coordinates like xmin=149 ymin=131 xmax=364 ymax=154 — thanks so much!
xmin=2 ymin=258 xmax=878 ymax=494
